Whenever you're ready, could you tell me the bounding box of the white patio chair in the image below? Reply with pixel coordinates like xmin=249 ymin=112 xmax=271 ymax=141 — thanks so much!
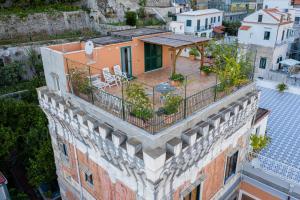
xmin=89 ymin=74 xmax=109 ymax=91
xmin=102 ymin=67 xmax=119 ymax=87
xmin=113 ymin=65 xmax=128 ymax=82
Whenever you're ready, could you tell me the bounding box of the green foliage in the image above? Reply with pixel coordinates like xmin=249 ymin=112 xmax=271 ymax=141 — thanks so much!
xmin=138 ymin=0 xmax=147 ymax=6
xmin=222 ymin=21 xmax=241 ymax=36
xmin=0 ymin=61 xmax=24 ymax=87
xmin=250 ymin=134 xmax=270 ymax=153
xmin=70 ymin=68 xmax=93 ymax=95
xmin=162 ymin=94 xmax=182 ymax=115
xmin=277 ymin=82 xmax=288 ymax=92
xmin=208 ymin=40 xmax=252 ymax=91
xmin=126 ymin=83 xmax=153 ymax=120
xmin=9 ymin=188 xmax=30 ymax=200
xmin=0 ymin=2 xmax=81 ymax=17
xmin=200 ymin=66 xmax=212 ymax=74
xmin=137 ymin=17 xmax=164 ymax=26
xmin=137 ymin=7 xmax=146 ymax=19
xmin=125 ymin=11 xmax=137 ymax=26
xmin=0 ymin=98 xmax=56 ymax=187
xmin=189 ymin=47 xmax=200 ymax=56
xmin=27 ymin=139 xmax=56 ymax=188
xmin=26 ymin=48 xmax=43 ymax=77
xmin=169 ymin=73 xmax=185 ymax=83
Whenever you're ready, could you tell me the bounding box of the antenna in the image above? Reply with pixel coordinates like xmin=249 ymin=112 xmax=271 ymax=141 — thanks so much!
xmin=85 ymin=40 xmax=95 ymax=64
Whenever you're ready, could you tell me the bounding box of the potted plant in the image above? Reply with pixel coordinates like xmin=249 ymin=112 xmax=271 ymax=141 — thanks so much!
xmin=159 ymin=94 xmax=182 ymax=124
xmin=70 ymin=69 xmax=93 ymax=101
xmin=250 ymin=134 xmax=270 ymax=153
xmin=169 ymin=73 xmax=184 ymax=86
xmin=189 ymin=47 xmax=200 ymax=60
xmin=277 ymin=82 xmax=288 ymax=92
xmin=200 ymin=66 xmax=212 ymax=76
xmin=125 ymin=83 xmax=153 ymax=122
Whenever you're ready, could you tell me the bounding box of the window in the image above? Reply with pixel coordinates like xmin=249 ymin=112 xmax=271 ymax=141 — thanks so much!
xmin=281 ymin=30 xmax=285 ymax=41
xmin=186 ymin=20 xmax=192 ymax=27
xmin=255 ymin=126 xmax=260 ymax=135
xmin=259 ymin=57 xmax=267 ymax=69
xmin=295 ymin=17 xmax=300 ymax=25
xmin=211 ymin=17 xmax=213 ymax=23
xmin=59 ymin=142 xmax=68 ymax=157
xmin=85 ymin=172 xmax=93 ymax=185
xmin=218 ymin=16 xmax=221 ymax=22
xmin=258 ymin=14 xmax=263 ymax=22
xmin=264 ymin=31 xmax=270 ymax=40
xmin=51 ymin=73 xmax=60 ymax=91
xmin=183 ymin=184 xmax=201 ymax=200
xmin=213 ymin=17 xmax=216 ymax=23
xmin=224 ymin=151 xmax=238 ymax=183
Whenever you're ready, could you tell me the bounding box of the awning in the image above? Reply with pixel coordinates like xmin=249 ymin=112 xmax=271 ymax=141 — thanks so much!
xmin=279 ymin=59 xmax=300 ymax=66
xmin=140 ymin=34 xmax=210 ymax=49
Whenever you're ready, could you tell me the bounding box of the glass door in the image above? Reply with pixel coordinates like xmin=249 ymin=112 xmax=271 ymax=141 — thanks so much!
xmin=121 ymin=46 xmax=132 ymax=77
xmin=144 ymin=43 xmax=162 ymax=72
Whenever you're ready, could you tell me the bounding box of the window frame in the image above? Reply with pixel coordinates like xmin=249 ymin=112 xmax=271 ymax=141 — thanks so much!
xmin=259 ymin=57 xmax=267 ymax=69
xmin=186 ymin=20 xmax=192 ymax=27
xmin=264 ymin=31 xmax=270 ymax=40
xmin=224 ymin=151 xmax=239 ymax=184
xmin=258 ymin=14 xmax=263 ymax=22
xmin=85 ymin=172 xmax=94 ymax=186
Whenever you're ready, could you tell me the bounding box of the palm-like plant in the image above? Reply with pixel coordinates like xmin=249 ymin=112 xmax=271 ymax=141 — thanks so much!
xmin=250 ymin=134 xmax=270 ymax=153
xmin=277 ymin=83 xmax=288 ymax=92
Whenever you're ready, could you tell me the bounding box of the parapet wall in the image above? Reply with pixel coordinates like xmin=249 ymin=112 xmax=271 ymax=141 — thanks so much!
xmin=37 ymin=86 xmax=259 ymax=199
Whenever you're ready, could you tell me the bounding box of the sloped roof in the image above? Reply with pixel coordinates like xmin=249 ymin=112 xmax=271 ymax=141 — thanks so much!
xmin=263 ymin=8 xmax=292 ymax=23
xmin=239 ymin=25 xmax=251 ymax=31
xmin=0 ymin=172 xmax=7 ymax=185
xmin=178 ymin=9 xmax=222 ymax=16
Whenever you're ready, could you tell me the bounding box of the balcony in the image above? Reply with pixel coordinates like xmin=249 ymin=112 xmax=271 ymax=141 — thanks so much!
xmin=65 ymin=56 xmax=254 ymax=134
xmin=194 ymin=25 xmax=212 ymax=32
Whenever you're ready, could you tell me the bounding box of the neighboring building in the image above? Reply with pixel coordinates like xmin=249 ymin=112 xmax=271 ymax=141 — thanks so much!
xmin=0 ymin=172 xmax=10 ymax=200
xmin=169 ymin=9 xmax=224 ymax=37
xmin=238 ymin=8 xmax=296 ymax=81
xmin=208 ymin=0 xmax=259 ymax=21
xmin=37 ymin=27 xmax=280 ymax=200
xmin=172 ymin=0 xmax=190 ymax=13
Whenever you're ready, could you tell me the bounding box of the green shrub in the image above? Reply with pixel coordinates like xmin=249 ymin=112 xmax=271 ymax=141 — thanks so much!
xmin=189 ymin=48 xmax=200 ymax=56
xmin=125 ymin=83 xmax=153 ymax=120
xmin=162 ymin=94 xmax=182 ymax=115
xmin=200 ymin=66 xmax=212 ymax=74
xmin=169 ymin=73 xmax=185 ymax=83
xmin=277 ymin=82 xmax=288 ymax=92
xmin=250 ymin=134 xmax=270 ymax=153
xmin=125 ymin=11 xmax=137 ymax=26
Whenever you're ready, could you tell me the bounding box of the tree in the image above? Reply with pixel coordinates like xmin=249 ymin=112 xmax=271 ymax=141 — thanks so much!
xmin=0 ymin=61 xmax=24 ymax=86
xmin=222 ymin=21 xmax=241 ymax=36
xmin=26 ymin=48 xmax=43 ymax=78
xmin=125 ymin=11 xmax=137 ymax=26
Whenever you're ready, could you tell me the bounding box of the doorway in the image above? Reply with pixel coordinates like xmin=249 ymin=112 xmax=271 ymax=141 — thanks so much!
xmin=183 ymin=184 xmax=201 ymax=200
xmin=144 ymin=43 xmax=162 ymax=72
xmin=120 ymin=46 xmax=132 ymax=77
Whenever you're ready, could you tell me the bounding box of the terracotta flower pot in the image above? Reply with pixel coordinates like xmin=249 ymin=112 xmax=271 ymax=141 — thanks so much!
xmin=189 ymin=55 xmax=195 ymax=60
xmin=200 ymin=71 xmax=208 ymax=76
xmin=170 ymin=80 xmax=180 ymax=87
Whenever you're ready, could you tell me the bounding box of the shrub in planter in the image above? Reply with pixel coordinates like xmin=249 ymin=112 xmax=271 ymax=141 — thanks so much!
xmin=250 ymin=134 xmax=270 ymax=153
xmin=277 ymin=82 xmax=288 ymax=92
xmin=125 ymin=83 xmax=153 ymax=121
xmin=200 ymin=66 xmax=212 ymax=76
xmin=169 ymin=73 xmax=184 ymax=86
xmin=162 ymin=94 xmax=182 ymax=115
xmin=189 ymin=48 xmax=200 ymax=60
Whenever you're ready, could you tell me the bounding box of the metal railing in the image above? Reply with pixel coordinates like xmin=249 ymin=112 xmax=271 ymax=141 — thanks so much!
xmin=246 ymin=152 xmax=300 ymax=184
xmin=65 ymin=59 xmax=254 ymax=134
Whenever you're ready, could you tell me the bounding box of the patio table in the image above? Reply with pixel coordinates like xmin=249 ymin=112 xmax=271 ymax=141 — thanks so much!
xmin=155 ymin=82 xmax=176 ymax=94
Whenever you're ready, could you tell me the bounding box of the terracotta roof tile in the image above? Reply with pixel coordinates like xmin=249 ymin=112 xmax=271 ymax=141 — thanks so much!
xmin=239 ymin=25 xmax=251 ymax=31
xmin=0 ymin=172 xmax=7 ymax=185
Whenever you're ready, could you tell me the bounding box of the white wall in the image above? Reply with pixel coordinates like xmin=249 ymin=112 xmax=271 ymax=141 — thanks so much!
xmin=41 ymin=47 xmax=67 ymax=95
xmin=169 ymin=21 xmax=185 ymax=34
xmin=176 ymin=12 xmax=223 ymax=37
xmin=263 ymin=0 xmax=291 ymax=10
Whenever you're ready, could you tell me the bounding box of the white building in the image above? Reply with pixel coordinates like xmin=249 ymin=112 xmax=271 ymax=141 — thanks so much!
xmin=171 ymin=0 xmax=190 ymax=14
xmin=238 ymin=8 xmax=296 ymax=80
xmin=169 ymin=9 xmax=224 ymax=38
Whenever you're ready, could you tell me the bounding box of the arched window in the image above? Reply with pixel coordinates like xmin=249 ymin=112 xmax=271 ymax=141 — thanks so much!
xmin=50 ymin=72 xmax=60 ymax=92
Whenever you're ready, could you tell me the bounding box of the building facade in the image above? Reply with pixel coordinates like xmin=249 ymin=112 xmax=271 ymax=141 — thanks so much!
xmin=169 ymin=9 xmax=223 ymax=37
xmin=238 ymin=8 xmax=296 ymax=80
xmin=38 ymin=28 xmax=295 ymax=200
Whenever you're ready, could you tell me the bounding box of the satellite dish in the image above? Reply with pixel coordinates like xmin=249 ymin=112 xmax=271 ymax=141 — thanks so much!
xmin=3 ymin=50 xmax=10 ymax=57
xmin=85 ymin=41 xmax=94 ymax=55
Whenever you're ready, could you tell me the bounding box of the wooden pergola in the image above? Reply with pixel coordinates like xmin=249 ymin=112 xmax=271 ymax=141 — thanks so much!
xmin=140 ymin=34 xmax=210 ymax=75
